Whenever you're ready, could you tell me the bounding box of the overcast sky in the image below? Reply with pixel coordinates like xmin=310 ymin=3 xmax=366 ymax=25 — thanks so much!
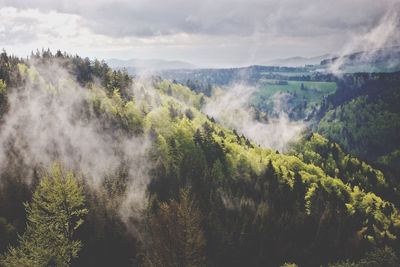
xmin=0 ymin=0 xmax=399 ymax=67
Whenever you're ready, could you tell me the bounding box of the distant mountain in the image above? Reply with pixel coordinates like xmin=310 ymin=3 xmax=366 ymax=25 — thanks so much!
xmin=106 ymin=58 xmax=196 ymax=71
xmin=266 ymin=54 xmax=333 ymax=67
xmin=321 ymin=46 xmax=400 ymax=72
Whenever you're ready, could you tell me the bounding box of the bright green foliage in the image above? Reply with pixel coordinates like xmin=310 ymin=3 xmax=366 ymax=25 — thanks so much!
xmin=90 ymin=87 xmax=144 ymax=134
xmin=1 ymin=51 xmax=400 ymax=266
xmin=290 ymin=133 xmax=388 ymax=194
xmin=1 ymin=164 xmax=88 ymax=267
xmin=140 ymin=78 xmax=400 ymax=266
xmin=0 ymin=79 xmax=6 ymax=94
xmin=0 ymin=79 xmax=7 ymax=117
xmin=141 ymin=85 xmax=400 ymax=265
xmin=281 ymin=263 xmax=298 ymax=267
xmin=154 ymin=80 xmax=205 ymax=110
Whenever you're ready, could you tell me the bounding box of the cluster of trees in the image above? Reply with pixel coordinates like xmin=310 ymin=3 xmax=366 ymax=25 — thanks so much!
xmin=185 ymin=79 xmax=213 ymax=97
xmin=289 ymin=133 xmax=399 ymax=203
xmin=316 ymin=72 xmax=400 ymax=186
xmin=1 ymin=164 xmax=87 ymax=267
xmin=29 ymin=49 xmax=132 ymax=98
xmin=144 ymin=188 xmax=206 ymax=267
xmin=0 ymin=50 xmax=399 ymax=267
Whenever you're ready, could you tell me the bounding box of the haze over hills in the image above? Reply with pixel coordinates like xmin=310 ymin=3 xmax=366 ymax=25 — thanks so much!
xmin=1 ymin=1 xmax=400 ymax=267
xmin=108 ymin=54 xmax=332 ymax=72
xmin=322 ymin=45 xmax=400 ymax=73
xmin=265 ymin=54 xmax=333 ymax=67
xmin=1 ymin=49 xmax=400 ymax=267
xmin=105 ymin=45 xmax=400 ymax=77
xmin=107 ymin=54 xmax=331 ymax=71
xmin=151 ymin=46 xmax=400 ymax=92
xmin=106 ymin=58 xmax=196 ymax=71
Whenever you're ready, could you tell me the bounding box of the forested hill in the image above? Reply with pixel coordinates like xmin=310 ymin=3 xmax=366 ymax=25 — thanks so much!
xmin=0 ymin=50 xmax=399 ymax=267
xmin=320 ymin=46 xmax=400 ymax=73
xmin=316 ymin=72 xmax=400 ymax=185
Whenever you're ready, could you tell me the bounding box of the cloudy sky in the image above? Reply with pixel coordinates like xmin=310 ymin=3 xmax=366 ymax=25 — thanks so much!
xmin=0 ymin=0 xmax=399 ymax=67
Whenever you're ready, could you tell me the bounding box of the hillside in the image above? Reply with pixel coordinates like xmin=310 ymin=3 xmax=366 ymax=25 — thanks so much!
xmin=315 ymin=72 xmax=400 ymax=184
xmin=320 ymin=46 xmax=400 ymax=73
xmin=0 ymin=50 xmax=399 ymax=267
xmin=164 ymin=62 xmax=400 ymax=188
xmin=160 ymin=65 xmax=336 ymax=121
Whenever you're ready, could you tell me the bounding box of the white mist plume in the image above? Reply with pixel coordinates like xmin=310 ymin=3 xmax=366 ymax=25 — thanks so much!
xmin=330 ymin=9 xmax=400 ymax=74
xmin=0 ymin=60 xmax=151 ymax=227
xmin=203 ymin=84 xmax=305 ymax=152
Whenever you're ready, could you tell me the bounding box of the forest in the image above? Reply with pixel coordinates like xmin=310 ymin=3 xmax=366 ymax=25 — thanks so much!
xmin=0 ymin=49 xmax=399 ymax=267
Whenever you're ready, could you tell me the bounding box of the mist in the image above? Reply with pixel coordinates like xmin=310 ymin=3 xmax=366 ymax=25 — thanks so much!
xmin=329 ymin=9 xmax=400 ymax=74
xmin=0 ymin=59 xmax=152 ymax=227
xmin=203 ymin=84 xmax=305 ymax=152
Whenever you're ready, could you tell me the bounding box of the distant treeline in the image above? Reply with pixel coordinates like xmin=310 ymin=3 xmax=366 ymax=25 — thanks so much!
xmin=0 ymin=49 xmax=399 ymax=267
xmin=161 ymin=65 xmax=335 ymax=88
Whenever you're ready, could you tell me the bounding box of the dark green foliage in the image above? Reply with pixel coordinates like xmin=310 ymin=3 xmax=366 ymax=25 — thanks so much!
xmin=0 ymin=51 xmax=23 ymax=121
xmin=0 ymin=50 xmax=399 ymax=267
xmin=316 ymin=72 xmax=400 ymax=184
xmin=144 ymin=188 xmax=206 ymax=267
xmin=74 ymin=182 xmax=139 ymax=267
xmin=162 ymin=65 xmax=334 ymax=87
xmin=0 ymin=50 xmax=23 ymax=87
xmin=0 ymin=166 xmax=32 ymax=254
xmin=328 ymin=247 xmax=399 ymax=267
xmin=0 ymin=218 xmax=16 ymax=254
xmin=185 ymin=79 xmax=213 ymax=96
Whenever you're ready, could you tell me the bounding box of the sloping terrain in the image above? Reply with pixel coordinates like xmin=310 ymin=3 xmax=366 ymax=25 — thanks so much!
xmin=0 ymin=51 xmax=399 ymax=266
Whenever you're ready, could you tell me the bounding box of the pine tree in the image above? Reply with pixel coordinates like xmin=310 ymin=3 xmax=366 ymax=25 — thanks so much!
xmin=145 ymin=188 xmax=206 ymax=267
xmin=1 ymin=163 xmax=88 ymax=267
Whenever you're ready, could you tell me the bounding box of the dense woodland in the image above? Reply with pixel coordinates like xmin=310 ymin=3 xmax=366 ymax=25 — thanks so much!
xmin=316 ymin=72 xmax=400 ymax=183
xmin=0 ymin=50 xmax=399 ymax=267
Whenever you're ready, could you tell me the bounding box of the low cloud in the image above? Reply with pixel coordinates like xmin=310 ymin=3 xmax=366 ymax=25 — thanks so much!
xmin=0 ymin=59 xmax=151 ymax=227
xmin=203 ymin=84 xmax=305 ymax=152
xmin=329 ymin=8 xmax=400 ymax=74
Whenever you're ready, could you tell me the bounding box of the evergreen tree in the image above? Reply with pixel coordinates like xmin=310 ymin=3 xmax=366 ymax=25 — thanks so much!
xmin=1 ymin=164 xmax=88 ymax=267
xmin=144 ymin=188 xmax=206 ymax=267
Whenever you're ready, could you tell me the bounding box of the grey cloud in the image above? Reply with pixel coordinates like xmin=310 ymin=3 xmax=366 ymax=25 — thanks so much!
xmin=1 ymin=0 xmax=399 ymax=66
xmin=1 ymin=0 xmax=398 ymax=38
xmin=0 ymin=16 xmax=40 ymax=44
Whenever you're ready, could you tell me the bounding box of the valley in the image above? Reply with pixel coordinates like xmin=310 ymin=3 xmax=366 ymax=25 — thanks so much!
xmin=0 ymin=1 xmax=400 ymax=266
